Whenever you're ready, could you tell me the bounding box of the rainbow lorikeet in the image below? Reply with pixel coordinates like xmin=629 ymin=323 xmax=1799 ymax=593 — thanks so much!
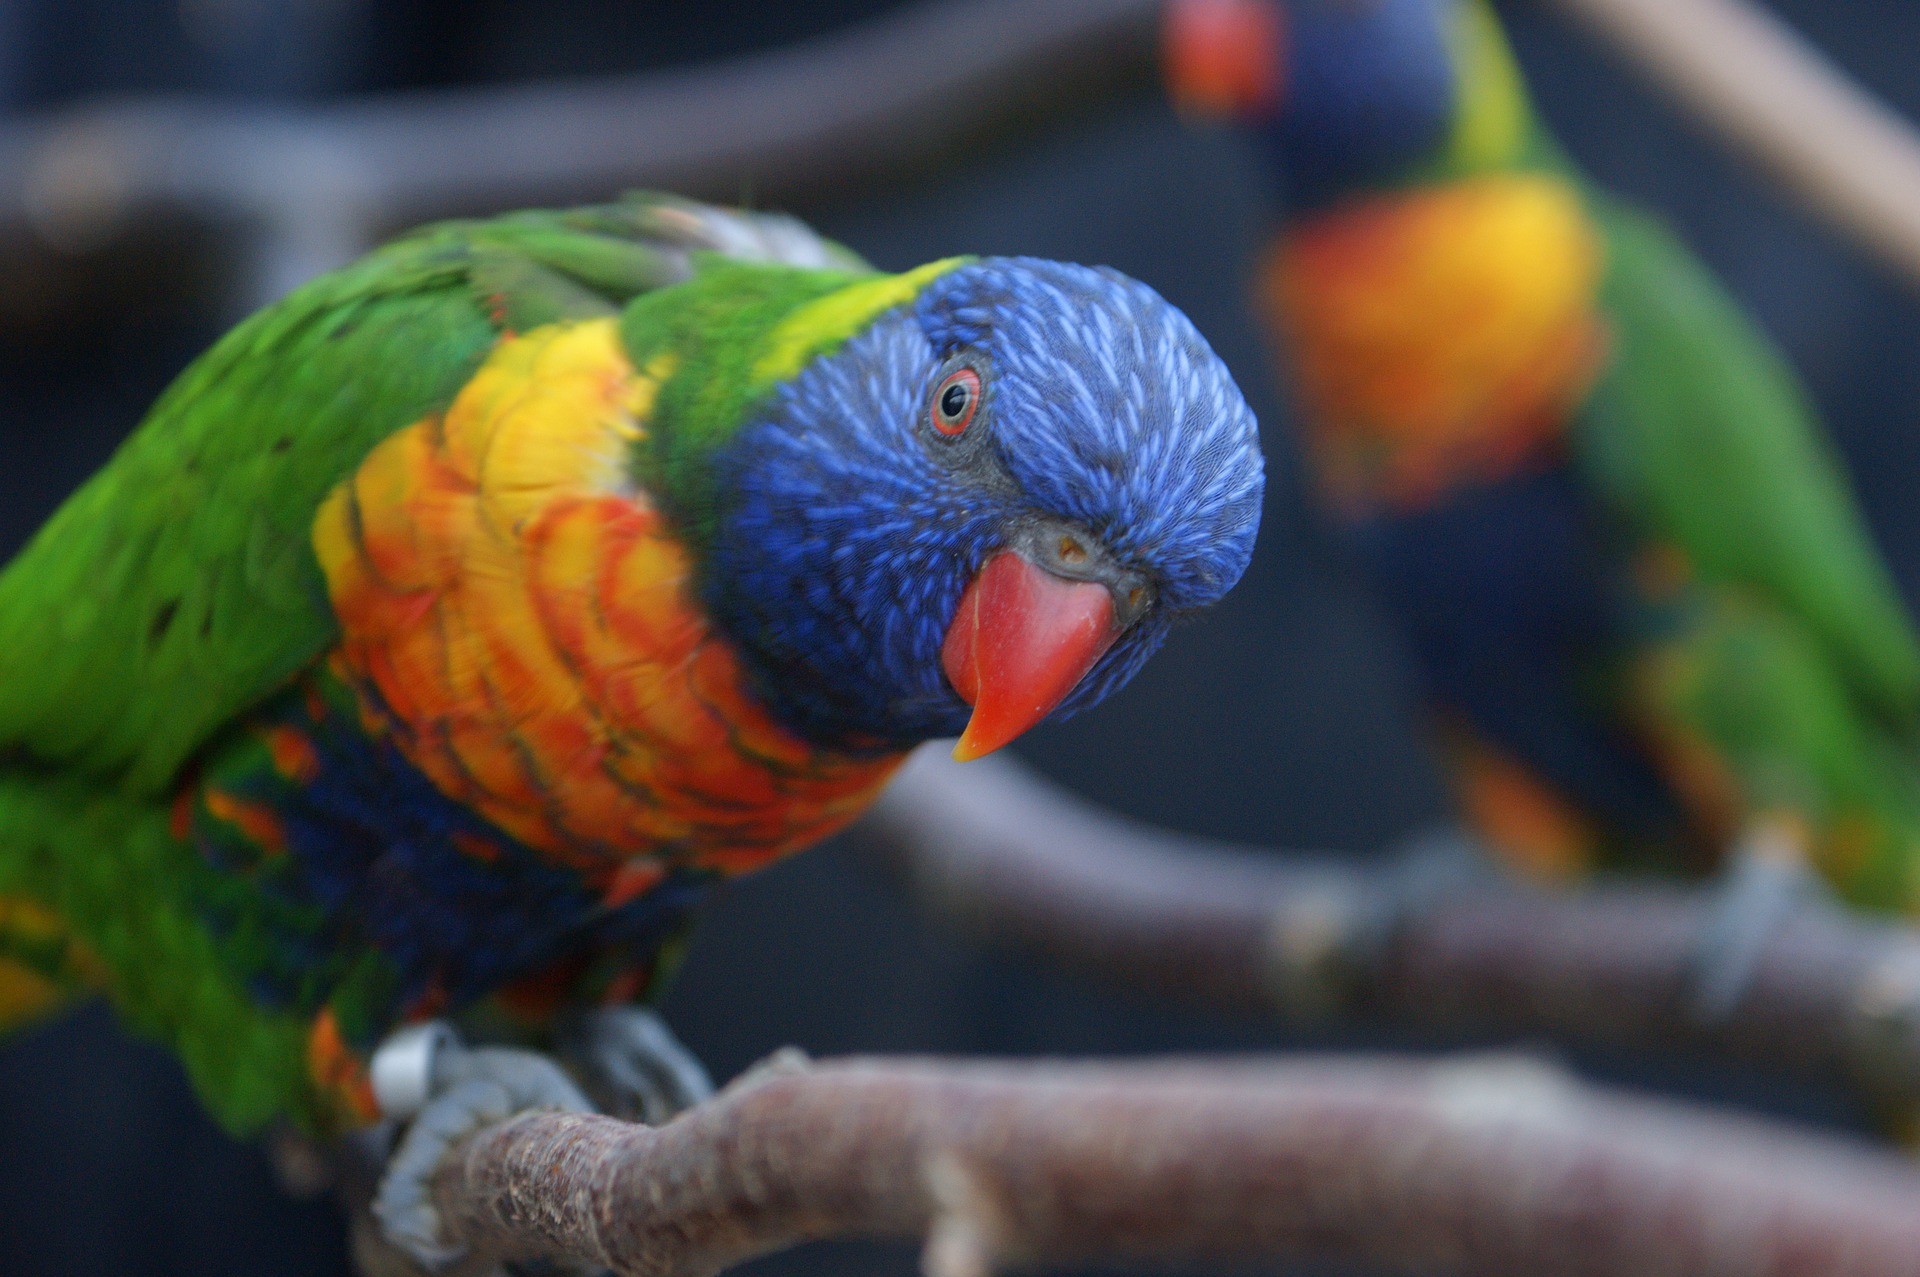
xmin=0 ymin=193 xmax=1263 ymax=1259
xmin=1166 ymin=0 xmax=1920 ymax=993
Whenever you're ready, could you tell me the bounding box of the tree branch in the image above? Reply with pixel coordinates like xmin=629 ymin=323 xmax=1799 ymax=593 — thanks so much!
xmin=7 ymin=0 xmax=1920 ymax=313
xmin=1546 ymin=0 xmax=1920 ymax=287
xmin=857 ymin=750 xmax=1920 ymax=1112
xmin=0 ymin=0 xmax=1158 ymax=309
xmin=431 ymin=1051 xmax=1920 ymax=1277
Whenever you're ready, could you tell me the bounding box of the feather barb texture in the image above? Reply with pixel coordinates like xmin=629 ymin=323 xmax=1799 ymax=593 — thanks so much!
xmin=312 ymin=319 xmax=900 ymax=877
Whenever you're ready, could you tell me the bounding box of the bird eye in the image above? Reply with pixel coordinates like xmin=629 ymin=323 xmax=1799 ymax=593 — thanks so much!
xmin=930 ymin=367 xmax=981 ymax=437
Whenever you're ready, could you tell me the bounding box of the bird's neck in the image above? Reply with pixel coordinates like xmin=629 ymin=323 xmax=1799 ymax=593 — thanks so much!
xmin=622 ymin=256 xmax=967 ymax=552
xmin=625 ymin=256 xmax=978 ymax=755
xmin=1250 ymin=0 xmax=1594 ymax=515
xmin=1276 ymin=0 xmax=1547 ymax=221
xmin=311 ymin=317 xmax=907 ymax=876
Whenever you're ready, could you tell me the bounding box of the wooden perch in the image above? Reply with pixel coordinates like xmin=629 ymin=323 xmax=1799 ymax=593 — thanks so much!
xmin=0 ymin=0 xmax=1161 ymax=308
xmin=857 ymin=749 xmax=1920 ymax=1114
xmin=1548 ymin=0 xmax=1920 ymax=287
xmin=431 ymin=1051 xmax=1920 ymax=1277
xmin=7 ymin=0 xmax=1920 ymax=312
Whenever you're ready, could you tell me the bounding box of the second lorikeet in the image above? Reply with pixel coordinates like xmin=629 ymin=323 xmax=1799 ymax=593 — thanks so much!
xmin=0 ymin=192 xmax=1264 ymax=1260
xmin=1165 ymin=0 xmax=1920 ymax=1001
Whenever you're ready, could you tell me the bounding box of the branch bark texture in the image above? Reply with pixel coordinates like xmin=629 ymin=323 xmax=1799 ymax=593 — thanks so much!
xmin=432 ymin=1053 xmax=1920 ymax=1277
xmin=860 ymin=750 xmax=1920 ymax=1112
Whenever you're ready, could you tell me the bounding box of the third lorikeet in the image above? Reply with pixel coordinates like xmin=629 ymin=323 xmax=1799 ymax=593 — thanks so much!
xmin=1165 ymin=0 xmax=1920 ymax=988
xmin=0 ymin=192 xmax=1264 ymax=1259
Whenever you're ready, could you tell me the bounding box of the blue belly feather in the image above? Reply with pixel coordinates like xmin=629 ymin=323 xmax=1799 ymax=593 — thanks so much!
xmin=1352 ymin=458 xmax=1691 ymax=848
xmin=189 ymin=672 xmax=716 ymax=1038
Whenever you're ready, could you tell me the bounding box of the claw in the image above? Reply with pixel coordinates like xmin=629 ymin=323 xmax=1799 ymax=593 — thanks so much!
xmin=370 ymin=1021 xmax=593 ymax=1269
xmin=563 ymin=1006 xmax=713 ymax=1125
xmin=371 ymin=1020 xmax=463 ymax=1122
xmin=1689 ymin=820 xmax=1834 ymax=1023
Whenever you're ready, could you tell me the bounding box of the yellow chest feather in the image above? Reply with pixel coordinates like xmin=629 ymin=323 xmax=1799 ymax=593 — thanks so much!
xmin=311 ymin=319 xmax=900 ymax=876
xmin=1264 ymin=173 xmax=1609 ymax=509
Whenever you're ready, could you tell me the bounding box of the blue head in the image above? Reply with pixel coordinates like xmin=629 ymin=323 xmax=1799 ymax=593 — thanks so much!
xmin=1165 ymin=0 xmax=1524 ymax=208
xmin=702 ymin=258 xmax=1265 ymax=757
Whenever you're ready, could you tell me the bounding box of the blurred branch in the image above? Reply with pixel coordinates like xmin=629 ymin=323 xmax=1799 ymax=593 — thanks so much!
xmin=431 ymin=1051 xmax=1920 ymax=1277
xmin=7 ymin=0 xmax=1920 ymax=317
xmin=1548 ymin=0 xmax=1920 ymax=287
xmin=0 ymin=0 xmax=1158 ymax=310
xmin=859 ymin=750 xmax=1920 ymax=1114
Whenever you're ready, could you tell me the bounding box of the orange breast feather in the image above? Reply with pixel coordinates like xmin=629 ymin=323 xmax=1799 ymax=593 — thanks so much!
xmin=1267 ymin=173 xmax=1608 ymax=509
xmin=311 ymin=319 xmax=901 ymax=877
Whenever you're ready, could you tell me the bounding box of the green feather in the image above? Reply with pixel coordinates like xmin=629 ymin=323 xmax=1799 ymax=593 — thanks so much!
xmin=1322 ymin=1 xmax=1920 ymax=907
xmin=621 ymin=259 xmax=866 ymax=537
xmin=1414 ymin=8 xmax=1920 ymax=729
xmin=0 ymin=772 xmax=317 ymax=1132
xmin=1577 ymin=199 xmax=1920 ymax=727
xmin=622 ymin=254 xmax=966 ymax=548
xmin=0 ymin=193 xmax=855 ymax=795
xmin=1627 ymin=585 xmax=1920 ymax=908
xmin=0 ymin=193 xmax=871 ymax=1131
xmin=0 ymin=236 xmax=487 ymax=792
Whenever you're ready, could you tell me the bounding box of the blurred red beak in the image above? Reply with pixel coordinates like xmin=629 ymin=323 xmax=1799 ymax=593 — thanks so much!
xmin=942 ymin=550 xmax=1122 ymax=762
xmin=1163 ymin=0 xmax=1286 ymax=120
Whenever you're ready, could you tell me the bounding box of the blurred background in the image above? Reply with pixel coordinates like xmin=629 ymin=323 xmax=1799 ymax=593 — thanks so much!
xmin=0 ymin=1 xmax=1916 ymax=1272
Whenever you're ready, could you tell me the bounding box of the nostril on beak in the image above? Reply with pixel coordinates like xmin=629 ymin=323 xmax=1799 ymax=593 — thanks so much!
xmin=1057 ymin=534 xmax=1089 ymax=567
xmin=1116 ymin=577 xmax=1154 ymax=627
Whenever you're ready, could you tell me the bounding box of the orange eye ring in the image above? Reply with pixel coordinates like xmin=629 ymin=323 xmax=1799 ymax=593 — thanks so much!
xmin=931 ymin=367 xmax=982 ymax=437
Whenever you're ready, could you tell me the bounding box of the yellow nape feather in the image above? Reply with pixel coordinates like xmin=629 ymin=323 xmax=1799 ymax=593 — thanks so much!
xmin=752 ymin=257 xmax=968 ymax=388
xmin=1443 ymin=0 xmax=1531 ymax=172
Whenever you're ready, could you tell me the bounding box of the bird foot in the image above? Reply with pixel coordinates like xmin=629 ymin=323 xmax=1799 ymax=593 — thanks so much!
xmin=1361 ymin=825 xmax=1506 ymax=947
xmin=559 ymin=1005 xmax=714 ymax=1125
xmin=1688 ymin=829 xmax=1835 ymax=1023
xmin=1387 ymin=825 xmax=1506 ymax=895
xmin=368 ymin=1021 xmax=593 ymax=1270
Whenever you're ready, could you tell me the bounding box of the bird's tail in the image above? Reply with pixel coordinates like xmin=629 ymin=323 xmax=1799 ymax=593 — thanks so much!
xmin=1626 ymin=585 xmax=1920 ymax=915
xmin=0 ymin=771 xmax=140 ymax=1038
xmin=0 ymin=766 xmax=335 ymax=1134
xmin=0 ymin=893 xmax=94 ymax=1034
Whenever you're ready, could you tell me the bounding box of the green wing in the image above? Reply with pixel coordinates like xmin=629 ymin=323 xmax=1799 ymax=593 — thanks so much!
xmin=0 ymin=194 xmax=865 ymax=795
xmin=1575 ymin=197 xmax=1920 ymax=728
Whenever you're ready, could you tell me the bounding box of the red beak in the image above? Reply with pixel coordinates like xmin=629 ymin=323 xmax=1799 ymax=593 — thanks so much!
xmin=1163 ymin=0 xmax=1287 ymax=120
xmin=942 ymin=550 xmax=1122 ymax=762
